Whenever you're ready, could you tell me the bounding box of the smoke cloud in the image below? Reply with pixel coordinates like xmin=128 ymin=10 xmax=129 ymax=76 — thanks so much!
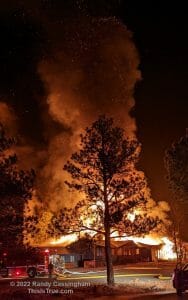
xmin=0 ymin=13 xmax=143 ymax=212
xmin=0 ymin=102 xmax=17 ymax=135
xmin=0 ymin=3 xmax=171 ymax=246
xmin=36 ymin=17 xmax=141 ymax=210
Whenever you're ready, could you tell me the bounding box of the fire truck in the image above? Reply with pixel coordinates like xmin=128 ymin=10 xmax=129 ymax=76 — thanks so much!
xmin=0 ymin=249 xmax=65 ymax=279
xmin=0 ymin=264 xmax=47 ymax=278
xmin=0 ymin=249 xmax=49 ymax=278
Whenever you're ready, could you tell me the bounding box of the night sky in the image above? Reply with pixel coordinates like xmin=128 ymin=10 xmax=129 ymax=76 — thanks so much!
xmin=0 ymin=1 xmax=188 ymax=204
xmin=120 ymin=2 xmax=188 ymax=202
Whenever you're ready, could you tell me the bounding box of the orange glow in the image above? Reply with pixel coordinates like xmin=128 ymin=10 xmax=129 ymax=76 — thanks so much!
xmin=50 ymin=234 xmax=78 ymax=246
xmin=111 ymin=232 xmax=176 ymax=260
xmin=159 ymin=237 xmax=177 ymax=260
xmin=129 ymin=235 xmax=161 ymax=245
xmin=127 ymin=211 xmax=136 ymax=222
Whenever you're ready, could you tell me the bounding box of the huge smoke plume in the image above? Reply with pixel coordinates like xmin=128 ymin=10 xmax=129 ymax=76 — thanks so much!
xmin=0 ymin=4 xmax=168 ymax=221
xmin=36 ymin=17 xmax=141 ymax=211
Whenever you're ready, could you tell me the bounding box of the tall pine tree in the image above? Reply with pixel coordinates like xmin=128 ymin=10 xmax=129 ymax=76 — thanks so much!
xmin=51 ymin=116 xmax=159 ymax=285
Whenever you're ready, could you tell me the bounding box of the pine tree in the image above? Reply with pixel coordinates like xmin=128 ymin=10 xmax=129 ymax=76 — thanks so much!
xmin=51 ymin=116 xmax=159 ymax=285
xmin=0 ymin=124 xmax=35 ymax=255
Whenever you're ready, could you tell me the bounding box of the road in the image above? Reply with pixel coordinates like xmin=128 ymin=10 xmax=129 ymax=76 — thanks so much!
xmin=90 ymin=293 xmax=188 ymax=300
xmin=54 ymin=262 xmax=174 ymax=284
xmin=0 ymin=263 xmax=178 ymax=298
xmin=133 ymin=293 xmax=188 ymax=299
xmin=1 ymin=263 xmax=170 ymax=284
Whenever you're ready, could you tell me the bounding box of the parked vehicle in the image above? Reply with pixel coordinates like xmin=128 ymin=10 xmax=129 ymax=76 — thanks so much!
xmin=172 ymin=262 xmax=188 ymax=295
xmin=0 ymin=263 xmax=46 ymax=279
xmin=27 ymin=264 xmax=65 ymax=278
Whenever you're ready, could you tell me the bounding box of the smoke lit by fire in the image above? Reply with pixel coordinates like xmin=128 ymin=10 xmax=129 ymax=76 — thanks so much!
xmin=0 ymin=15 xmax=171 ymax=253
xmin=0 ymin=17 xmax=141 ymax=211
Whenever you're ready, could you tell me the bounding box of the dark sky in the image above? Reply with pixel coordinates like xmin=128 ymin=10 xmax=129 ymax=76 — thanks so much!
xmin=120 ymin=2 xmax=188 ymax=201
xmin=0 ymin=1 xmax=187 ymax=203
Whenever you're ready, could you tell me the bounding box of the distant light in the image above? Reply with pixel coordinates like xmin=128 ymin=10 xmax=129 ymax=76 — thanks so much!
xmin=3 ymin=252 xmax=7 ymax=256
xmin=16 ymin=271 xmax=20 ymax=276
xmin=44 ymin=249 xmax=49 ymax=253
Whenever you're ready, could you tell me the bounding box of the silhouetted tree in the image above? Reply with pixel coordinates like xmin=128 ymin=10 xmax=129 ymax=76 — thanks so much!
xmin=0 ymin=124 xmax=35 ymax=255
xmin=165 ymin=130 xmax=188 ymax=260
xmin=51 ymin=116 xmax=159 ymax=285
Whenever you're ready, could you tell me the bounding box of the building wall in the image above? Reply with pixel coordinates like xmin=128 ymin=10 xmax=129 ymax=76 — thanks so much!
xmin=96 ymin=245 xmax=153 ymax=264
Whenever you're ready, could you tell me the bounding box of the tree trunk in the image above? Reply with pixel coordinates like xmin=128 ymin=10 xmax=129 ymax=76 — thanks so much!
xmin=102 ymin=133 xmax=114 ymax=285
xmin=104 ymin=177 xmax=114 ymax=285
xmin=104 ymin=222 xmax=114 ymax=285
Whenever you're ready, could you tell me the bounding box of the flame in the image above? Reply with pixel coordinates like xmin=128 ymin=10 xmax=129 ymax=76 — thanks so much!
xmin=111 ymin=230 xmax=176 ymax=260
xmin=48 ymin=207 xmax=176 ymax=260
xmin=80 ymin=215 xmax=93 ymax=228
xmin=159 ymin=237 xmax=177 ymax=260
xmin=49 ymin=228 xmax=176 ymax=260
xmin=47 ymin=204 xmax=176 ymax=260
xmin=130 ymin=236 xmax=161 ymax=245
xmin=49 ymin=214 xmax=96 ymax=246
xmin=127 ymin=212 xmax=136 ymax=222
xmin=50 ymin=234 xmax=77 ymax=246
xmin=48 ymin=214 xmax=96 ymax=247
xmin=128 ymin=236 xmax=177 ymax=260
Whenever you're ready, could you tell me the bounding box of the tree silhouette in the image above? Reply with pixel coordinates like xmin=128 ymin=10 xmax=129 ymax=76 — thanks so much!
xmin=0 ymin=124 xmax=35 ymax=255
xmin=51 ymin=116 xmax=159 ymax=285
xmin=165 ymin=130 xmax=188 ymax=259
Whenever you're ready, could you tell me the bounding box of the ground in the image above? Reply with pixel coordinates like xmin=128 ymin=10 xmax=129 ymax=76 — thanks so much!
xmin=0 ymin=261 xmax=185 ymax=299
